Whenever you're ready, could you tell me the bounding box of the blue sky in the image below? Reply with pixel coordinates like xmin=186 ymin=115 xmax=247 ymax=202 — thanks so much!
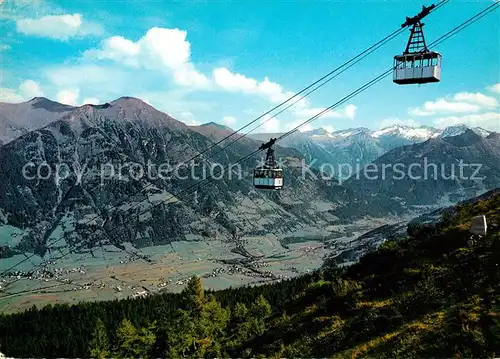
xmin=1 ymin=0 xmax=499 ymax=132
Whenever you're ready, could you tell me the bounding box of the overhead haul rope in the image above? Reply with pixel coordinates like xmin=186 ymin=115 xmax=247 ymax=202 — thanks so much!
xmin=0 ymin=0 xmax=464 ymax=292
xmin=5 ymin=0 xmax=495 ymax=294
xmin=278 ymin=0 xmax=499 ymax=140
xmin=3 ymin=0 xmax=496 ymax=296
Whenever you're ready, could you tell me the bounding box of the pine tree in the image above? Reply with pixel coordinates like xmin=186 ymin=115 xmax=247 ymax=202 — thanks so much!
xmin=88 ymin=318 xmax=110 ymax=359
xmin=182 ymin=276 xmax=204 ymax=315
xmin=248 ymin=295 xmax=272 ymax=336
xmin=113 ymin=318 xmax=138 ymax=358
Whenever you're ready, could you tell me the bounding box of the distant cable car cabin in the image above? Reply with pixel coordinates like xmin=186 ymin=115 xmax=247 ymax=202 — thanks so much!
xmin=394 ymin=4 xmax=441 ymax=85
xmin=253 ymin=138 xmax=283 ymax=190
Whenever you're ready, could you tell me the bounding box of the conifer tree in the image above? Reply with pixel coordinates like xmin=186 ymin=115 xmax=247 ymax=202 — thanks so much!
xmin=88 ymin=318 xmax=110 ymax=359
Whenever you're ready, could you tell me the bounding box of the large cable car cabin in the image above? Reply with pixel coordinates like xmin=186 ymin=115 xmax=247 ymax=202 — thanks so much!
xmin=393 ymin=4 xmax=441 ymax=85
xmin=253 ymin=138 xmax=283 ymax=190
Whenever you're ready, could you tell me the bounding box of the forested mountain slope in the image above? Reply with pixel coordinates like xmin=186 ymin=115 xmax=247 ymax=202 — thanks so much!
xmin=0 ymin=189 xmax=498 ymax=357
xmin=0 ymin=97 xmax=352 ymax=257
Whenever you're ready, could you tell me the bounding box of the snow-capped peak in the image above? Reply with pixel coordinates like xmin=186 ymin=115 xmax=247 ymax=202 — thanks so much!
xmin=372 ymin=125 xmax=440 ymax=140
xmin=471 ymin=127 xmax=492 ymax=137
xmin=440 ymin=125 xmax=470 ymax=138
xmin=440 ymin=125 xmax=492 ymax=138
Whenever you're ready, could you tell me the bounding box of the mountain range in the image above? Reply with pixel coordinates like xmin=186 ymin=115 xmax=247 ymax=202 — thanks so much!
xmin=248 ymin=125 xmax=494 ymax=176
xmin=0 ymin=97 xmax=349 ymax=257
xmin=0 ymin=96 xmax=499 ymax=258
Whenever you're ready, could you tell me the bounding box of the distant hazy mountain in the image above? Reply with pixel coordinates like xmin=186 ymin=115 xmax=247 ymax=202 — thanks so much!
xmin=439 ymin=124 xmax=493 ymax=138
xmin=345 ymin=129 xmax=500 ymax=206
xmin=249 ymin=125 xmax=494 ymax=176
xmin=0 ymin=97 xmax=75 ymax=145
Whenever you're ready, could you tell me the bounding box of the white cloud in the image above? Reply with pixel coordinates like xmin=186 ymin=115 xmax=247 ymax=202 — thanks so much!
xmin=433 ymin=112 xmax=500 ymax=132
xmin=88 ymin=36 xmax=140 ymax=65
xmin=16 ymin=13 xmax=103 ymax=40
xmin=0 ymin=79 xmax=44 ymax=103
xmin=453 ymin=92 xmax=498 ymax=108
xmin=409 ymin=87 xmax=499 ymax=117
xmin=212 ymin=67 xmax=256 ymax=91
xmin=488 ymin=83 xmax=500 ymax=94
xmin=85 ymin=27 xmax=209 ymax=88
xmin=379 ymin=118 xmax=419 ymax=129
xmin=409 ymin=99 xmax=481 ymax=116
xmin=57 ymin=89 xmax=80 ymax=106
xmin=260 ymin=114 xmax=280 ymax=133
xmin=70 ymin=26 xmax=354 ymax=127
xmin=0 ymin=88 xmax=24 ymax=103
xmin=212 ymin=68 xmax=290 ymax=103
xmin=45 ymin=65 xmax=133 ymax=97
xmin=344 ymin=104 xmax=357 ymax=120
xmin=322 ymin=125 xmax=335 ymax=133
xmin=137 ymin=90 xmax=218 ymax=118
xmin=222 ymin=116 xmax=237 ymax=126
xmin=82 ymin=97 xmax=99 ymax=105
xmin=19 ymin=80 xmax=44 ymax=98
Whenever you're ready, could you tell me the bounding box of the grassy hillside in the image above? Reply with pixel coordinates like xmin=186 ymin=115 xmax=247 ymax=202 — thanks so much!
xmin=250 ymin=191 xmax=500 ymax=358
xmin=0 ymin=191 xmax=498 ymax=357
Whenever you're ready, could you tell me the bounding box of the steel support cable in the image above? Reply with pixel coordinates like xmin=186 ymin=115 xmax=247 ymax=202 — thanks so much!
xmin=2 ymin=0 xmax=495 ymax=295
xmin=0 ymin=23 xmax=406 ymax=280
xmin=19 ymin=9 xmax=424 ymax=246
xmin=102 ymin=0 xmax=498 ymax=254
xmin=0 ymin=0 xmax=453 ymax=283
xmin=1 ymin=0 xmax=488 ymax=289
xmin=67 ymin=0 xmax=450 ymax=234
xmin=1 ymin=0 xmax=491 ymax=291
xmin=278 ymin=1 xmax=499 ymax=140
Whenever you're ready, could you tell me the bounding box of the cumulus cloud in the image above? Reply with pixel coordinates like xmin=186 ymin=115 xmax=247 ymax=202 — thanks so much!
xmin=19 ymin=80 xmax=44 ymax=98
xmin=433 ymin=112 xmax=500 ymax=132
xmin=379 ymin=118 xmax=419 ymax=128
xmin=409 ymin=99 xmax=481 ymax=116
xmin=85 ymin=28 xmax=209 ymax=88
xmin=57 ymin=89 xmax=80 ymax=106
xmin=344 ymin=104 xmax=357 ymax=120
xmin=409 ymin=86 xmax=499 ymax=117
xmin=16 ymin=13 xmax=103 ymax=40
xmin=45 ymin=65 xmax=131 ymax=96
xmin=453 ymin=92 xmax=498 ymax=108
xmin=212 ymin=67 xmax=291 ymax=103
xmin=0 ymin=88 xmax=24 ymax=103
xmin=260 ymin=114 xmax=280 ymax=133
xmin=0 ymin=79 xmax=44 ymax=103
xmin=43 ymin=25 xmax=357 ymax=128
xmin=222 ymin=116 xmax=237 ymax=126
xmin=488 ymin=83 xmax=500 ymax=94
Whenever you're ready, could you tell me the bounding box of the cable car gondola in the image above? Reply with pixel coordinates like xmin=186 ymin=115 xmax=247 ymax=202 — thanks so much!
xmin=393 ymin=4 xmax=441 ymax=85
xmin=253 ymin=138 xmax=283 ymax=190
